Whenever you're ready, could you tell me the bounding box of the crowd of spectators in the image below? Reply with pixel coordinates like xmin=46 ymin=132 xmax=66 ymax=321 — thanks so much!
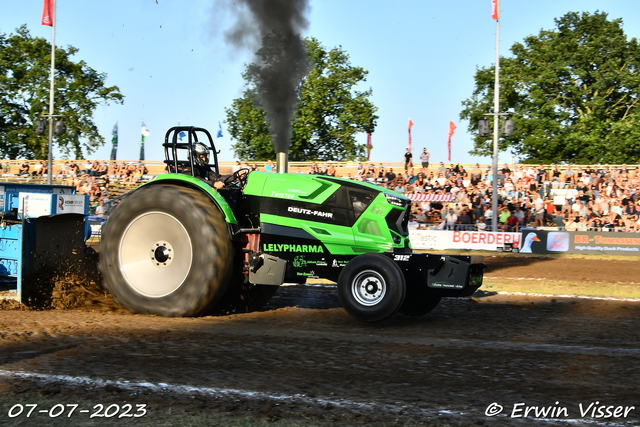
xmin=2 ymin=158 xmax=639 ymax=231
xmin=65 ymin=161 xmax=149 ymax=215
xmin=342 ymin=161 xmax=640 ymax=233
xmin=0 ymin=160 xmax=151 ymax=216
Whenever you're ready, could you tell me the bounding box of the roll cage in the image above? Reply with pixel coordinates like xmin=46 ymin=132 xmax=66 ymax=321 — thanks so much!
xmin=163 ymin=126 xmax=221 ymax=177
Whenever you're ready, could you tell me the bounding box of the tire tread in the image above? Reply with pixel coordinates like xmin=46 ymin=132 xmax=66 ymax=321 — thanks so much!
xmin=99 ymin=184 xmax=232 ymax=316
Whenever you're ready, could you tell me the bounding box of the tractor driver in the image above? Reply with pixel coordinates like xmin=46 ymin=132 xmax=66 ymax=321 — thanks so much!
xmin=187 ymin=143 xmax=249 ymax=216
xmin=188 ymin=142 xmax=238 ymax=189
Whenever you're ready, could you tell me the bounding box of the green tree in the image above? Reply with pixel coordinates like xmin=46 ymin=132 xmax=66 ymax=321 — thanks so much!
xmin=225 ymin=37 xmax=378 ymax=161
xmin=0 ymin=25 xmax=123 ymax=160
xmin=460 ymin=11 xmax=640 ymax=164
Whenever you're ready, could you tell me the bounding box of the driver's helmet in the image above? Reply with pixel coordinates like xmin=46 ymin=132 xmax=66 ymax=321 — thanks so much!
xmin=193 ymin=142 xmax=209 ymax=167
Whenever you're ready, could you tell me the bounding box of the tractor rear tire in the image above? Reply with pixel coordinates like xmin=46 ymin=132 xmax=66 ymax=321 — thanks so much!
xmin=337 ymin=253 xmax=406 ymax=323
xmin=99 ymin=184 xmax=233 ymax=317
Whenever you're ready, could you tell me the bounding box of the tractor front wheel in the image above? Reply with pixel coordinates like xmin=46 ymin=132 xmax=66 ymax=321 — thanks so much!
xmin=337 ymin=254 xmax=406 ymax=323
xmin=99 ymin=184 xmax=233 ymax=317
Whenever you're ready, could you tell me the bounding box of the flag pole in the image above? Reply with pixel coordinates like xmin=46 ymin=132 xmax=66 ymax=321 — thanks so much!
xmin=491 ymin=0 xmax=500 ymax=231
xmin=46 ymin=0 xmax=56 ymax=185
xmin=408 ymin=118 xmax=413 ymax=153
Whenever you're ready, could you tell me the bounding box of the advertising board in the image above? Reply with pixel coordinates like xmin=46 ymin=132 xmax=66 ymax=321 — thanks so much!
xmin=409 ymin=228 xmax=640 ymax=256
xmin=409 ymin=229 xmax=522 ymax=251
xmin=520 ymin=230 xmax=640 ymax=256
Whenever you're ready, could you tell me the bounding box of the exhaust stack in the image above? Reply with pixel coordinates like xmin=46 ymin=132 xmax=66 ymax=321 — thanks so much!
xmin=276 ymin=152 xmax=288 ymax=174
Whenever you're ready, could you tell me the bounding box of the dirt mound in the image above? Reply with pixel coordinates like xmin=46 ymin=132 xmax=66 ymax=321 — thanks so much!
xmin=0 ymin=295 xmax=26 ymax=311
xmin=2 ymin=249 xmax=120 ymax=312
xmin=49 ymin=272 xmax=115 ymax=310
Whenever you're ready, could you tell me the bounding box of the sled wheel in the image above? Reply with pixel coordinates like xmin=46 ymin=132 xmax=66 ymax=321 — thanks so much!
xmin=99 ymin=184 xmax=233 ymax=317
xmin=337 ymin=253 xmax=406 ymax=323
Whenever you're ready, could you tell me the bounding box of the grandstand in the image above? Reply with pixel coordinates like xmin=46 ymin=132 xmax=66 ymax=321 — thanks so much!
xmin=1 ymin=159 xmax=638 ymax=232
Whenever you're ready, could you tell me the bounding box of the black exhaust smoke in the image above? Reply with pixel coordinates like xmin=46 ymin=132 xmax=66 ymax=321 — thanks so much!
xmin=222 ymin=0 xmax=311 ymax=172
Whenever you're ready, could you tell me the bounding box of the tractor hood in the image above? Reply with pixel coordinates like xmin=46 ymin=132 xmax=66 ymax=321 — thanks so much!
xmin=243 ymin=171 xmax=410 ymax=204
xmin=243 ymin=172 xmax=412 ymax=255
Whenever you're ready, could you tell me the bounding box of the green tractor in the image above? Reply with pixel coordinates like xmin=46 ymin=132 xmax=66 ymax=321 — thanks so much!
xmin=99 ymin=126 xmax=485 ymax=322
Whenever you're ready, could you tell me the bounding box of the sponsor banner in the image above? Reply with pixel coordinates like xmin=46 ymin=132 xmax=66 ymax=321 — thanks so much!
xmin=5 ymin=185 xmax=73 ymax=195
xmin=19 ymin=193 xmax=54 ymax=217
xmin=409 ymin=229 xmax=521 ymax=251
xmin=56 ymin=194 xmax=88 ymax=214
xmin=410 ymin=229 xmax=640 ymax=256
xmin=263 ymin=243 xmax=325 ymax=253
xmin=409 ymin=229 xmax=446 ymax=249
xmin=521 ymin=230 xmax=640 ymax=256
xmin=18 ymin=193 xmax=88 ymax=218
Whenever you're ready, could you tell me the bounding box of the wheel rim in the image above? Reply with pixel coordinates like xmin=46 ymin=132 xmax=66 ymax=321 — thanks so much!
xmin=119 ymin=211 xmax=193 ymax=297
xmin=351 ymin=269 xmax=386 ymax=306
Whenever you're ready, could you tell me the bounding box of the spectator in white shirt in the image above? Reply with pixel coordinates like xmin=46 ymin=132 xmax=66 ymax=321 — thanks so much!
xmin=444 ymin=208 xmax=458 ymax=230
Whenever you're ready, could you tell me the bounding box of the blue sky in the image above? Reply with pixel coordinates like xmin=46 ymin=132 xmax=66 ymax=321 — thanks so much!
xmin=2 ymin=0 xmax=640 ymax=164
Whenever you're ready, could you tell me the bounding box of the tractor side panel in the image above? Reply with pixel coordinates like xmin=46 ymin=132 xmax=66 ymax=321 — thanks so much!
xmin=392 ymin=253 xmax=484 ymax=297
xmin=252 ymin=173 xmax=357 ymax=253
xmin=244 ymin=172 xmax=339 ymax=205
xmin=259 ymin=229 xmax=353 ymax=283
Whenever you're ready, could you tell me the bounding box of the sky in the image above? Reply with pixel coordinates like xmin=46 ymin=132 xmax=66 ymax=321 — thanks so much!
xmin=2 ymin=0 xmax=640 ymax=165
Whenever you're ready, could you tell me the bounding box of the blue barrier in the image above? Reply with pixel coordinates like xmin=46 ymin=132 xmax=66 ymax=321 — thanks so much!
xmin=0 ymin=183 xmax=89 ymax=303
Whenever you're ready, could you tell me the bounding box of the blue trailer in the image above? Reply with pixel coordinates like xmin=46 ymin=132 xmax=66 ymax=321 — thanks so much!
xmin=0 ymin=183 xmax=90 ymax=304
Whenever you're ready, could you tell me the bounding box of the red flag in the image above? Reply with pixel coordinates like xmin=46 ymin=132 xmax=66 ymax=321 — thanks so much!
xmin=42 ymin=0 xmax=54 ymax=26
xmin=366 ymin=133 xmax=372 ymax=160
xmin=491 ymin=0 xmax=499 ymax=21
xmin=447 ymin=121 xmax=457 ymax=161
xmin=408 ymin=118 xmax=414 ymax=152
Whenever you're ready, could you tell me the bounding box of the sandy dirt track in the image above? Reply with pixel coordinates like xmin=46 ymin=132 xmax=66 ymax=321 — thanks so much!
xmin=1 ymin=256 xmax=639 ymax=426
